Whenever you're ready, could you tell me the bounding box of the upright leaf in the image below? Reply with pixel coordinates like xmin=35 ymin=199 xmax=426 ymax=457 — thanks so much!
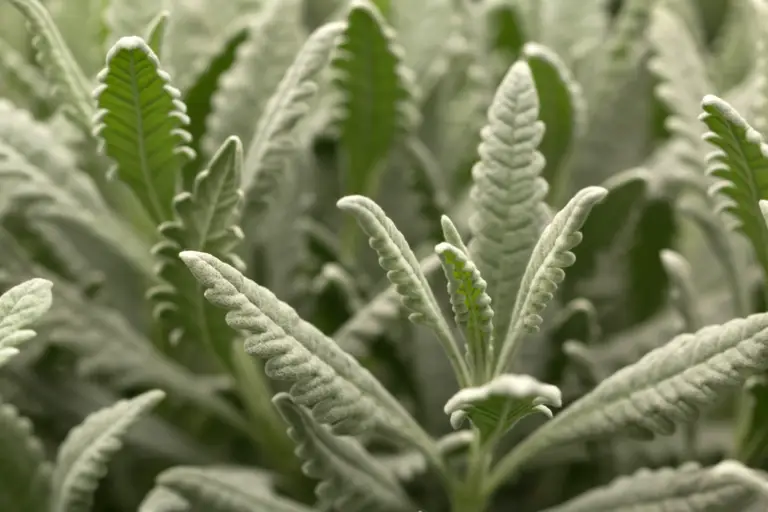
xmin=104 ymin=0 xmax=167 ymax=49
xmin=274 ymin=392 xmax=415 ymax=512
xmin=51 ymin=390 xmax=165 ymax=512
xmin=93 ymin=36 xmax=195 ymax=224
xmin=468 ymin=59 xmax=548 ymax=345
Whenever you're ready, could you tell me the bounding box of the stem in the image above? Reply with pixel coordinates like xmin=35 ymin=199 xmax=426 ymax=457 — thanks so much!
xmin=450 ymin=432 xmax=491 ymax=512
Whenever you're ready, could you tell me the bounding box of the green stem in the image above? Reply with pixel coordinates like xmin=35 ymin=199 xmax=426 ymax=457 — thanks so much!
xmin=450 ymin=432 xmax=491 ymax=512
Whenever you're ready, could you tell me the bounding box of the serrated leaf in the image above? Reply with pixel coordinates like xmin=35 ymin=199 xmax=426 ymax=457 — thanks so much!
xmin=496 ymin=186 xmax=607 ymax=375
xmin=699 ymin=95 xmax=768 ymax=276
xmin=6 ymin=0 xmax=94 ymax=130
xmin=333 ymin=0 xmax=416 ymax=197
xmin=179 ymin=250 xmax=437 ymax=454
xmin=444 ymin=374 xmax=561 ymax=440
xmin=204 ymin=0 xmax=305 ymax=156
xmin=0 ymin=278 xmax=52 ymax=359
xmin=51 ymin=389 xmax=165 ymax=512
xmin=491 ymin=311 xmax=768 ymax=487
xmin=143 ymin=465 xmax=313 ymax=512
xmin=541 ymin=461 xmax=768 ymax=512
xmin=337 ymin=195 xmax=470 ymax=386
xmin=274 ymin=392 xmax=414 ymax=512
xmin=0 ymin=400 xmax=52 ymax=511
xmin=93 ymin=36 xmax=196 ymax=224
xmin=242 ymin=20 xmax=345 ymax=221
xmin=148 ymin=136 xmax=245 ymax=365
xmin=467 ymin=59 xmax=548 ymax=347
xmin=435 ymin=242 xmax=494 ymax=383
xmin=522 ymin=43 xmax=585 ymax=205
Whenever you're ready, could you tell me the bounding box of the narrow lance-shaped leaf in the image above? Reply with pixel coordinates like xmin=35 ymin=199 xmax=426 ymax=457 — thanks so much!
xmin=148 ymin=136 xmax=245 ymax=366
xmin=333 ymin=0 xmax=417 ymax=197
xmin=489 ymin=311 xmax=768 ymax=489
xmin=496 ymin=186 xmax=607 ymax=375
xmin=51 ymin=390 xmax=165 ymax=512
xmin=204 ymin=0 xmax=305 ymax=156
xmin=142 ymin=465 xmax=314 ymax=512
xmin=7 ymin=0 xmax=94 ymax=130
xmin=436 ymin=242 xmax=494 ymax=384
xmin=468 ymin=59 xmax=549 ymax=346
xmin=179 ymin=251 xmax=441 ymax=462
xmin=0 ymin=278 xmax=52 ymax=367
xmin=541 ymin=461 xmax=768 ymax=512
xmin=93 ymin=36 xmax=196 ymax=224
xmin=274 ymin=392 xmax=415 ymax=512
xmin=243 ymin=21 xmax=344 ymax=216
xmin=0 ymin=401 xmax=52 ymax=511
xmin=337 ymin=195 xmax=471 ymax=386
xmin=144 ymin=10 xmax=170 ymax=57
xmin=699 ymin=95 xmax=768 ymax=278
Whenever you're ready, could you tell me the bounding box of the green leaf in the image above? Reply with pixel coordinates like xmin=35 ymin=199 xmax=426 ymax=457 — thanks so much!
xmin=467 ymin=59 xmax=548 ymax=346
xmin=444 ymin=374 xmax=561 ymax=440
xmin=6 ymin=0 xmax=94 ymax=130
xmin=699 ymin=95 xmax=768 ymax=277
xmin=148 ymin=136 xmax=245 ymax=365
xmin=104 ymin=0 xmax=165 ymax=50
xmin=487 ymin=0 xmax=527 ymax=60
xmin=274 ymin=392 xmax=415 ymax=512
xmin=751 ymin=0 xmax=768 ymax=135
xmin=0 ymin=278 xmax=52 ymax=366
xmin=496 ymin=186 xmax=607 ymax=375
xmin=0 ymin=400 xmax=52 ymax=511
xmin=522 ymin=43 xmax=584 ymax=205
xmin=93 ymin=36 xmax=196 ymax=224
xmin=541 ymin=461 xmax=768 ymax=512
xmin=51 ymin=389 xmax=165 ymax=512
xmin=333 ymin=0 xmax=417 ymax=197
xmin=144 ymin=10 xmax=170 ymax=57
xmin=337 ymin=195 xmax=470 ymax=386
xmin=491 ymin=311 xmax=768 ymax=488
xmin=142 ymin=466 xmax=314 ymax=512
xmin=242 ymin=20 xmax=345 ymax=222
xmin=435 ymin=242 xmax=494 ymax=383
xmin=179 ymin=251 xmax=439 ymax=458
xmin=204 ymin=0 xmax=305 ymax=156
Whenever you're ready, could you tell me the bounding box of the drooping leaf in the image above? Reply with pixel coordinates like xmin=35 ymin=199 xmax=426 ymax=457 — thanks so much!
xmin=467 ymin=59 xmax=548 ymax=346
xmin=274 ymin=392 xmax=415 ymax=512
xmin=93 ymin=36 xmax=196 ymax=224
xmin=0 ymin=278 xmax=52 ymax=367
xmin=51 ymin=390 xmax=165 ymax=512
xmin=496 ymin=186 xmax=607 ymax=374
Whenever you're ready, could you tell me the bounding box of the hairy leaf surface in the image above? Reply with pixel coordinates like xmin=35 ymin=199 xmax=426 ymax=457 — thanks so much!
xmin=0 ymin=278 xmax=52 ymax=366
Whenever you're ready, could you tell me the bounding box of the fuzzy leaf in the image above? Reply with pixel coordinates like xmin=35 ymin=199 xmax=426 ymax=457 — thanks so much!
xmin=699 ymin=95 xmax=768 ymax=274
xmin=541 ymin=461 xmax=768 ymax=512
xmin=0 ymin=278 xmax=52 ymax=363
xmin=179 ymin=250 xmax=435 ymax=451
xmin=148 ymin=136 xmax=245 ymax=365
xmin=492 ymin=311 xmax=768 ymax=486
xmin=93 ymin=36 xmax=195 ymax=224
xmin=243 ymin=21 xmax=345 ymax=220
xmin=143 ymin=466 xmax=313 ymax=512
xmin=204 ymin=0 xmax=305 ymax=155
xmin=0 ymin=401 xmax=52 ymax=511
xmin=496 ymin=186 xmax=607 ymax=374
xmin=522 ymin=42 xmax=585 ymax=204
xmin=333 ymin=0 xmax=417 ymax=196
xmin=467 ymin=59 xmax=548 ymax=346
xmin=6 ymin=0 xmax=94 ymax=130
xmin=51 ymin=390 xmax=165 ymax=512
xmin=274 ymin=392 xmax=414 ymax=511
xmin=337 ymin=195 xmax=470 ymax=386
xmin=436 ymin=242 xmax=494 ymax=383
xmin=444 ymin=374 xmax=561 ymax=439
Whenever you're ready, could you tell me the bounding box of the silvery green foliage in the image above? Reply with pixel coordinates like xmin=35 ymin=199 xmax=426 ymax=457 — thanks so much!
xmin=3 ymin=0 xmax=768 ymax=511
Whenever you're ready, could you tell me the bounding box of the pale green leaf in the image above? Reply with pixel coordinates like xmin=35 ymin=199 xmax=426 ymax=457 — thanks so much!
xmin=51 ymin=390 xmax=165 ymax=512
xmin=104 ymin=0 xmax=168 ymax=50
xmin=337 ymin=195 xmax=470 ymax=386
xmin=468 ymin=59 xmax=548 ymax=346
xmin=496 ymin=186 xmax=607 ymax=375
xmin=541 ymin=461 xmax=768 ymax=512
xmin=274 ymin=392 xmax=415 ymax=512
xmin=660 ymin=249 xmax=702 ymax=330
xmin=144 ymin=10 xmax=170 ymax=57
xmin=0 ymin=278 xmax=52 ymax=360
xmin=204 ymin=0 xmax=305 ymax=156
xmin=93 ymin=36 xmax=196 ymax=224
